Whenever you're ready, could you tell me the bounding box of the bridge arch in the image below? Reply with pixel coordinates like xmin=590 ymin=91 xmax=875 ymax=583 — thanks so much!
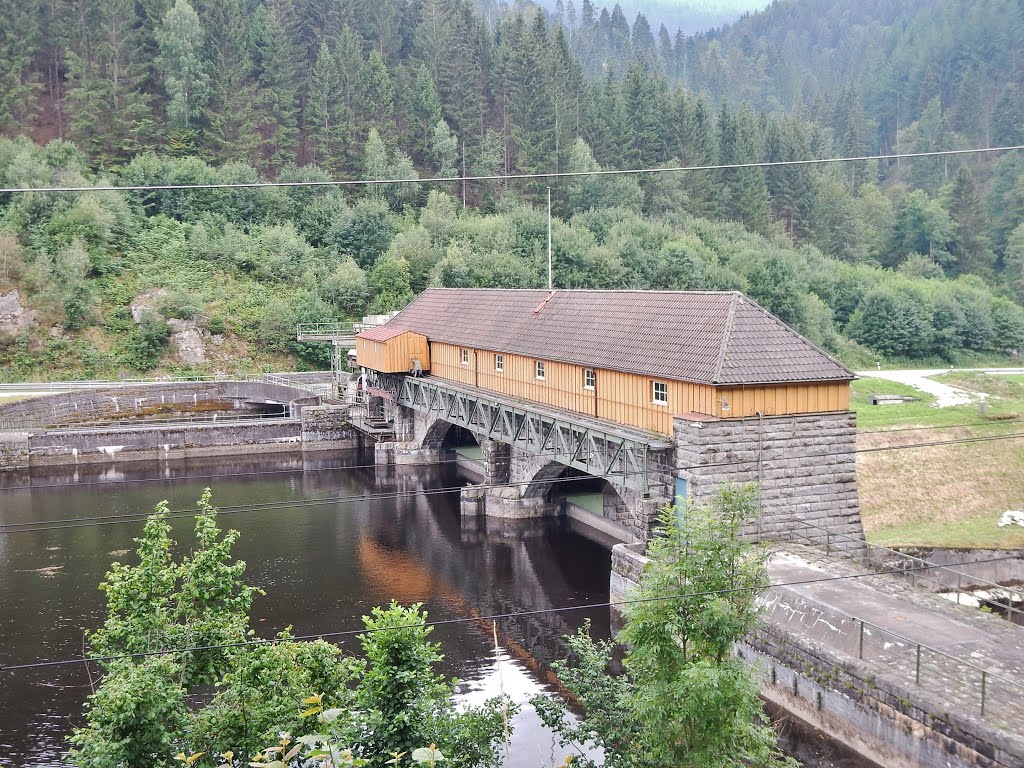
xmin=420 ymin=418 xmax=480 ymax=451
xmin=523 ymin=461 xmax=631 ymax=536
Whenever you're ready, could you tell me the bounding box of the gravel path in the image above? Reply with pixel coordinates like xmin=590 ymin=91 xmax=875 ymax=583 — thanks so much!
xmin=855 ymin=368 xmax=1024 ymax=407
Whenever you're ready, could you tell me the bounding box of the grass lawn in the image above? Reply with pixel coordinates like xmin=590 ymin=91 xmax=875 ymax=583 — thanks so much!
xmin=0 ymin=394 xmax=33 ymax=405
xmin=854 ymin=374 xmax=1024 ymax=549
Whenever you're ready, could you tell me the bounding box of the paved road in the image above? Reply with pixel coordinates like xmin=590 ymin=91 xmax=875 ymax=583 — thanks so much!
xmin=856 ymin=367 xmax=1024 ymax=407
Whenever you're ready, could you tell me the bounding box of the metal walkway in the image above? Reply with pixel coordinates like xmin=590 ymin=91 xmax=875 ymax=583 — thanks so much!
xmin=371 ymin=373 xmax=671 ymax=493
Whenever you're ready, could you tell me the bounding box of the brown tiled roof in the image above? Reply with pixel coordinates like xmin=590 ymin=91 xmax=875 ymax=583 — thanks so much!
xmin=358 ymin=325 xmax=418 ymax=342
xmin=360 ymin=289 xmax=853 ymax=386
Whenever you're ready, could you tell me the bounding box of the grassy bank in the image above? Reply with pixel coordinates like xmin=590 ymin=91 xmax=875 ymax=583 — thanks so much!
xmin=854 ymin=373 xmax=1024 ymax=549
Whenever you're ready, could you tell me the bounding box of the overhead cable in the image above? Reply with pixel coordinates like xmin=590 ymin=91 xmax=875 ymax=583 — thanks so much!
xmin=0 ymin=145 xmax=1021 ymax=195
xmin=0 ymin=553 xmax=1016 ymax=673
xmin=4 ymin=430 xmax=1024 ymax=535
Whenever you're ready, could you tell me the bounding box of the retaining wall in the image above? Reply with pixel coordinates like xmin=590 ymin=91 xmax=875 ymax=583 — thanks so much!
xmin=4 ymin=405 xmax=356 ymax=468
xmin=744 ymin=623 xmax=1024 ymax=768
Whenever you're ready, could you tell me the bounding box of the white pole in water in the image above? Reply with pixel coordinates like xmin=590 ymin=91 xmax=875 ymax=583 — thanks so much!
xmin=547 ymin=186 xmax=553 ymax=290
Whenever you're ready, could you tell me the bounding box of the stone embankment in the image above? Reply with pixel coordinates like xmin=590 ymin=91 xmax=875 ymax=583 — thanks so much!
xmin=610 ymin=543 xmax=1024 ymax=768
xmin=0 ymin=378 xmax=360 ymax=468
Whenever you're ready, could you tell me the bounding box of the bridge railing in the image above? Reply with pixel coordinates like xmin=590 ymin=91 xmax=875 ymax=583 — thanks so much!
xmin=790 ymin=518 xmax=1024 ymax=623
xmin=844 ymin=611 xmax=1024 ymax=720
xmin=376 ymin=372 xmax=671 ymax=493
xmin=295 ymin=322 xmax=361 ymax=340
xmin=0 ymin=374 xmax=265 ymax=393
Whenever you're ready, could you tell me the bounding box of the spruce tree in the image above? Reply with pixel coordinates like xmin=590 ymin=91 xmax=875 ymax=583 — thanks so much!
xmin=945 ymin=165 xmax=994 ymax=277
xmin=306 ymin=41 xmax=348 ymax=173
xmin=251 ymin=0 xmax=303 ymax=172
xmin=407 ymin=66 xmax=443 ymax=165
xmin=0 ymin=0 xmax=42 ymax=133
xmin=64 ymin=0 xmax=152 ymax=163
xmin=496 ymin=14 xmax=555 ymax=200
xmin=357 ymin=49 xmax=397 ymax=146
xmin=202 ymin=0 xmax=257 ymax=164
xmin=155 ymin=0 xmax=208 ymax=153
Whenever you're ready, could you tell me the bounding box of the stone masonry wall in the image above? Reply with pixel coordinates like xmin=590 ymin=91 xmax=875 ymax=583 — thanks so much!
xmin=674 ymin=411 xmax=864 ymax=551
xmin=300 ymin=405 xmax=354 ymax=445
xmin=743 ymin=624 xmax=1023 ymax=768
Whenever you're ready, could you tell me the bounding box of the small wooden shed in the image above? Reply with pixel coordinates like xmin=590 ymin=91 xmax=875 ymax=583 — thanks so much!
xmin=356 ymin=325 xmax=430 ymax=374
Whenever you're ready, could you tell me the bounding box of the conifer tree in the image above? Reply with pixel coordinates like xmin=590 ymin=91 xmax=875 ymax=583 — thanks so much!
xmin=305 ymin=41 xmax=348 ymax=173
xmin=64 ymin=0 xmax=152 ymax=162
xmin=407 ymin=66 xmax=444 ymax=165
xmin=202 ymin=0 xmax=257 ymax=164
xmin=622 ymin=56 xmax=667 ymax=168
xmin=251 ymin=0 xmax=303 ymax=172
xmin=155 ymin=0 xmax=208 ymax=153
xmin=945 ymin=165 xmax=994 ymax=277
xmin=0 ymin=0 xmax=42 ymax=133
xmin=496 ymin=14 xmax=555 ymax=200
xmin=357 ymin=49 xmax=397 ymax=146
xmin=548 ymin=23 xmax=584 ymax=172
xmin=719 ymin=103 xmax=770 ymax=234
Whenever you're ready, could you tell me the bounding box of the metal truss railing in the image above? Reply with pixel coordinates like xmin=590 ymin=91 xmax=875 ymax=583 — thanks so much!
xmin=375 ymin=373 xmax=670 ymax=493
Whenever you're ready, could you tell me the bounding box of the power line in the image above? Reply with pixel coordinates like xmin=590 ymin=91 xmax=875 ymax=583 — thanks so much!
xmin=859 ymin=419 xmax=1022 ymax=435
xmin=3 ymin=430 xmax=1023 ymax=535
xmin=0 ymin=416 xmax=1014 ymax=494
xmin=1 ymin=145 xmax=1021 ymax=195
xmin=1 ymin=552 xmax=1015 ymax=673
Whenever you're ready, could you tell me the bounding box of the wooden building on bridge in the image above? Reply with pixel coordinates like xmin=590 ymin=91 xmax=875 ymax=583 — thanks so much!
xmin=356 ymin=288 xmax=854 ymax=435
xmin=354 ymin=288 xmax=863 ymax=556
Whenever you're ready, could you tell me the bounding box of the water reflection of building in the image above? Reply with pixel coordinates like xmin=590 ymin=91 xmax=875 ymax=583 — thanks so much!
xmin=361 ymin=461 xmax=612 ymax=669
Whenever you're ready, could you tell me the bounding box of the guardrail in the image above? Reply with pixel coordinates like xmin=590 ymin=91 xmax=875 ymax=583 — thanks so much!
xmin=0 ymin=375 xmax=265 ymax=393
xmin=0 ymin=374 xmax=333 ymax=431
xmin=792 ymin=518 xmax=1024 ymax=622
xmin=844 ymin=611 xmax=1024 ymax=719
xmin=295 ymin=322 xmax=361 ymax=339
xmin=771 ymin=524 xmax=1024 ymax=720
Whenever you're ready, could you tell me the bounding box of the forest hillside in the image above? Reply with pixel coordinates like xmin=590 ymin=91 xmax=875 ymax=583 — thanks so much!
xmin=0 ymin=0 xmax=1022 ymax=378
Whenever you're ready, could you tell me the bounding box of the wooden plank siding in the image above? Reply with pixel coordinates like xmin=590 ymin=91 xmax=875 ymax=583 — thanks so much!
xmin=717 ymin=382 xmax=850 ymax=418
xmin=355 ymin=332 xmax=430 ymax=374
xmin=593 ymin=369 xmax=716 ymax=435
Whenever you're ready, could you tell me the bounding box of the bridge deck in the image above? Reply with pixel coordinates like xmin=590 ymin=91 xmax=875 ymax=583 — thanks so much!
xmin=375 ymin=373 xmax=672 ymax=494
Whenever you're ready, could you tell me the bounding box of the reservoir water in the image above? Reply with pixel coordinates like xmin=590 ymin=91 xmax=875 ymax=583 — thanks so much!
xmin=0 ymin=450 xmax=613 ymax=767
xmin=0 ymin=449 xmax=872 ymax=767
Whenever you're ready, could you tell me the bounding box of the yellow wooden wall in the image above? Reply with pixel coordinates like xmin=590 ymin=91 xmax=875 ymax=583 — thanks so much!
xmin=422 ymin=341 xmax=851 ymax=436
xmin=716 ymin=382 xmax=849 ymax=418
xmin=356 ymin=332 xmax=429 ymax=374
xmin=594 ymin=370 xmax=716 ymax=435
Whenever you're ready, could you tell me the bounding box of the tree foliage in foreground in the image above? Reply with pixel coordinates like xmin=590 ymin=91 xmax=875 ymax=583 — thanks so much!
xmin=68 ymin=492 xmax=509 ymax=768
xmin=535 ymin=485 xmax=794 ymax=768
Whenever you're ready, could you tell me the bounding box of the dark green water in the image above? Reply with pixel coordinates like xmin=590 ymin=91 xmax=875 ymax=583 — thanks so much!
xmin=0 ymin=450 xmax=612 ymax=767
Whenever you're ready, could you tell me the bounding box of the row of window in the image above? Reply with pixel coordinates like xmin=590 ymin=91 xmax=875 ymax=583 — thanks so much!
xmin=460 ymin=348 xmax=669 ymax=405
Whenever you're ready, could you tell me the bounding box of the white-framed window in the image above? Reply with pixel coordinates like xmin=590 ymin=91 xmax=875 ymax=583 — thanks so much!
xmin=535 ymin=360 xmax=545 ymax=380
xmin=584 ymin=368 xmax=596 ymax=390
xmin=495 ymin=354 xmax=504 ymax=372
xmin=652 ymin=380 xmax=668 ymax=405
xmin=461 ymin=348 xmax=469 ymax=366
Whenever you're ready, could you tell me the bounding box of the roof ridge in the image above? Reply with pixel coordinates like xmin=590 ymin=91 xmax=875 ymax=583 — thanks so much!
xmin=712 ymin=293 xmax=739 ymax=384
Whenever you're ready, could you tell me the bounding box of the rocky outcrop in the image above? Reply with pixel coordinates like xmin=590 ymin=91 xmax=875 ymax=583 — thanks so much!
xmin=167 ymin=318 xmax=208 ymax=365
xmin=130 ymin=288 xmax=168 ymax=323
xmin=0 ymin=290 xmax=38 ymax=336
